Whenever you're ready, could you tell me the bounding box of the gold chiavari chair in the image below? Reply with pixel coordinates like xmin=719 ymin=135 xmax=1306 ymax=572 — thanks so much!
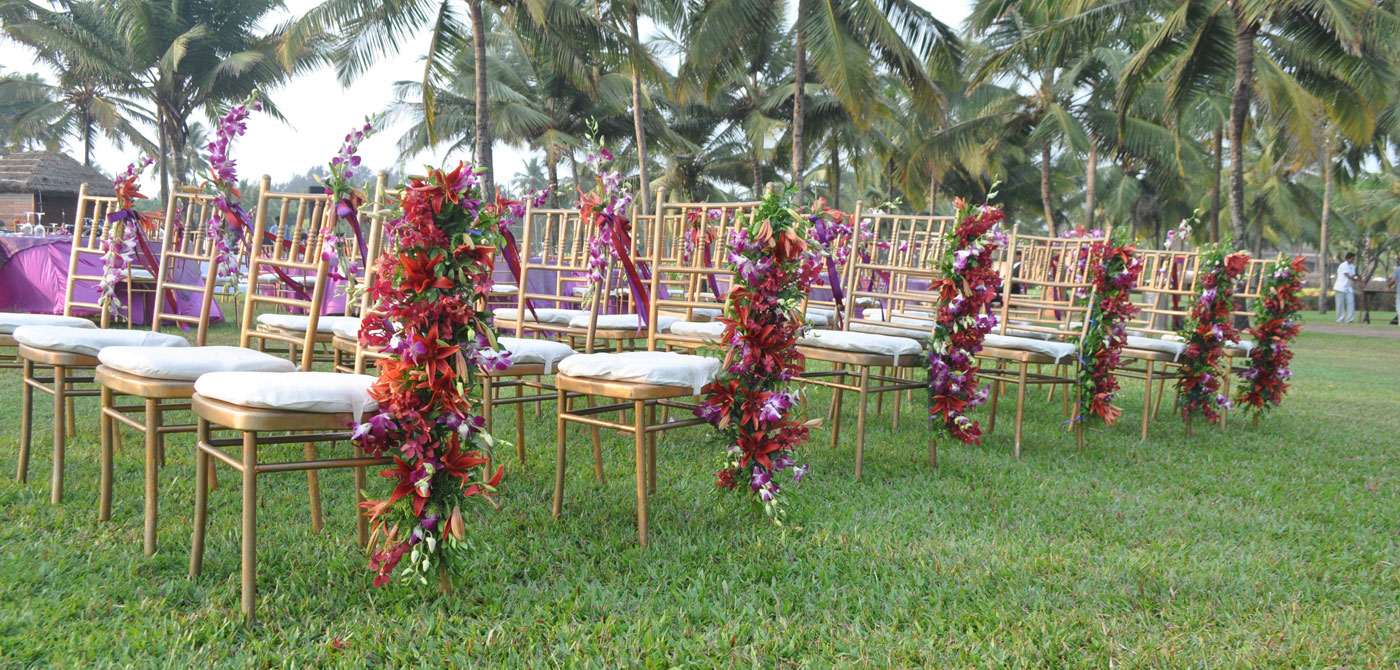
xmin=1220 ymin=255 xmax=1276 ymax=429
xmin=796 ymin=206 xmax=947 ymax=477
xmin=93 ymin=182 xmax=340 ymax=555
xmin=12 ymin=185 xmax=194 ymax=502
xmin=186 ymin=183 xmax=388 ymax=620
xmin=328 ymin=182 xmax=396 ymax=374
xmin=1113 ymin=249 xmax=1200 ymax=439
xmin=978 ymin=229 xmax=1106 ymax=456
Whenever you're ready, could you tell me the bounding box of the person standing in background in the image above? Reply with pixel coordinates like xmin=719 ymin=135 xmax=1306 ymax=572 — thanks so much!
xmin=1334 ymin=252 xmax=1359 ymax=323
xmin=1386 ymin=259 xmax=1400 ymax=326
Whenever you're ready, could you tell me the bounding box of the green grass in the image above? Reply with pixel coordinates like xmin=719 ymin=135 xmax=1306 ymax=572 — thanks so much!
xmin=1 ymin=319 xmax=1398 ymax=668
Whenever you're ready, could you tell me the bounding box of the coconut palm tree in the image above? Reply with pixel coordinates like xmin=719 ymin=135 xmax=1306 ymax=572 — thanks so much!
xmin=0 ymin=68 xmax=152 ymax=165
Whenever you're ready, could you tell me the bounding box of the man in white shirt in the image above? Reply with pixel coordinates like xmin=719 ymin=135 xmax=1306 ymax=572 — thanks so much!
xmin=1334 ymin=252 xmax=1359 ymax=323
xmin=1386 ymin=261 xmax=1400 ymax=326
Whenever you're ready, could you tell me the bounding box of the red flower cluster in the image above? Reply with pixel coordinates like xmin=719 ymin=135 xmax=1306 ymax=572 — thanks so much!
xmin=1235 ymin=255 xmax=1305 ymax=414
xmin=1176 ymin=246 xmax=1250 ymax=424
xmin=1075 ymin=239 xmax=1142 ymax=426
xmin=698 ymin=191 xmax=820 ymax=517
xmin=926 ymin=198 xmax=1005 ymax=445
xmin=353 ymin=162 xmax=509 ymax=587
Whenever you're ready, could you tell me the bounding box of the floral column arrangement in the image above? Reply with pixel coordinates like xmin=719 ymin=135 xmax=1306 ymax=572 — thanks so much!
xmin=1175 ymin=244 xmax=1250 ymax=429
xmin=697 ymin=190 xmax=821 ymax=520
xmin=926 ymin=197 xmax=1005 ymax=446
xmin=202 ymin=96 xmax=262 ymax=294
xmin=95 ymin=157 xmax=154 ymax=314
xmin=807 ymin=198 xmax=853 ymax=327
xmin=1234 ymin=255 xmax=1306 ymax=416
xmin=1072 ymin=235 xmax=1142 ymax=426
xmin=319 ymin=119 xmax=375 ymax=281
xmin=353 ymin=162 xmax=512 ymax=588
xmin=577 ymin=124 xmax=642 ymax=315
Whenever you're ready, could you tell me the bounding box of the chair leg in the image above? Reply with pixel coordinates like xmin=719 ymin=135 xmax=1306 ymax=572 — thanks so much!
xmin=17 ymin=359 xmax=34 ymax=482
xmin=645 ymin=402 xmax=657 ymax=495
xmin=552 ymin=390 xmax=567 ymax=519
xmin=99 ymin=386 xmax=114 ymax=521
xmin=987 ymin=376 xmax=1001 ymax=434
xmin=1013 ymin=363 xmax=1029 ymax=459
xmin=66 ymin=392 xmax=77 ymax=438
xmin=189 ymin=419 xmax=211 ymax=578
xmin=51 ymin=364 xmax=67 ymax=504
xmin=354 ymin=445 xmax=369 ymax=548
xmin=514 ymin=383 xmax=525 ymax=464
xmin=1141 ymin=361 xmax=1154 ymax=441
xmin=828 ymin=380 xmax=845 ymax=450
xmin=633 ymin=400 xmax=648 ymax=547
xmin=891 ymin=367 xmax=903 ymax=431
xmin=854 ymin=367 xmax=870 ymax=480
xmin=1152 ymin=376 xmax=1168 ymax=418
xmin=875 ymin=366 xmax=886 ymax=415
xmin=304 ymin=442 xmax=323 ymax=534
xmin=144 ymin=398 xmax=161 ymax=556
xmin=241 ymin=431 xmax=258 ymax=619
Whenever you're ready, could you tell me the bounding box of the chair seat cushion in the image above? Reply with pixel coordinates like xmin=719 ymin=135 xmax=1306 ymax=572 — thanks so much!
xmin=256 ymin=313 xmax=361 ymax=334
xmin=490 ymin=283 xmax=519 ymax=295
xmin=13 ymin=326 xmax=189 ymax=357
xmin=1225 ymin=339 xmax=1256 ymax=354
xmin=805 ymin=311 xmax=830 ymax=327
xmin=667 ymin=320 xmax=729 ymax=340
xmin=850 ymin=321 xmax=932 ymax=339
xmin=799 ymin=329 xmax=924 ymax=365
xmin=1123 ymin=335 xmax=1187 ymax=361
xmin=0 ymin=313 xmax=96 ymax=334
xmin=497 ymin=337 xmax=575 ymax=373
xmin=567 ymin=313 xmax=680 ymax=332
xmin=194 ymin=371 xmax=378 ymax=420
xmin=99 ymin=345 xmax=296 ymax=381
xmin=862 ymin=308 xmax=934 ymax=322
xmin=492 ymin=308 xmax=585 ymax=325
xmin=331 ymin=317 xmax=364 ymax=340
xmin=556 ymin=351 xmax=720 ymax=394
xmin=981 ymin=334 xmax=1077 ymax=362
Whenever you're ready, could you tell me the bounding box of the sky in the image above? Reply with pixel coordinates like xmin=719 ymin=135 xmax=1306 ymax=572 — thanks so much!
xmin=0 ymin=0 xmax=972 ymax=186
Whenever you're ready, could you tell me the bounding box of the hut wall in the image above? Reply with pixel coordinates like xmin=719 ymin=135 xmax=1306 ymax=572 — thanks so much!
xmin=0 ymin=192 xmax=37 ymax=229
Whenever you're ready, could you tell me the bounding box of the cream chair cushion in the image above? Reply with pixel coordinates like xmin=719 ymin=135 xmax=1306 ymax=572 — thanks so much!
xmin=491 ymin=308 xmax=586 ymax=325
xmin=490 ymin=283 xmax=519 ymax=295
xmin=194 ymin=371 xmax=378 ymax=421
xmin=13 ymin=326 xmax=189 ymax=357
xmin=556 ymin=351 xmax=720 ymax=394
xmin=1123 ymin=336 xmax=1187 ymax=361
xmin=497 ymin=337 xmax=575 ymax=373
xmin=331 ymin=317 xmax=364 ymax=340
xmin=799 ymin=329 xmax=924 ymax=365
xmin=567 ymin=313 xmax=679 ymax=332
xmin=256 ymin=313 xmax=361 ymax=334
xmin=0 ymin=313 xmax=96 ymax=334
xmin=981 ymin=334 xmax=1077 ymax=362
xmin=99 ymin=345 xmax=296 ymax=381
xmin=667 ymin=321 xmax=729 ymax=341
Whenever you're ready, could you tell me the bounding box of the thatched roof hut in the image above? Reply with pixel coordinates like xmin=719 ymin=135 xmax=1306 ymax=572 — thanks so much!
xmin=0 ymin=151 xmax=114 ymax=230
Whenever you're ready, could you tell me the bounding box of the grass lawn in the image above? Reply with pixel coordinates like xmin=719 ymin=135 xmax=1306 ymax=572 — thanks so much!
xmin=1 ymin=315 xmax=1397 ymax=668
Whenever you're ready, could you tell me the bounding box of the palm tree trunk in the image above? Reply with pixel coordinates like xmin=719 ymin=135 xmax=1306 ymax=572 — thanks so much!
xmin=828 ymin=137 xmax=840 ymax=209
xmin=751 ymin=149 xmax=763 ymax=199
xmin=1318 ymin=135 xmax=1333 ymax=313
xmin=791 ymin=1 xmax=807 ymax=205
xmin=1227 ymin=9 xmax=1258 ymax=246
xmin=468 ymin=0 xmax=494 ymax=196
xmin=568 ymin=151 xmax=580 ymax=190
xmin=82 ymin=115 xmax=94 ymax=167
xmin=1040 ymin=141 xmax=1056 ymax=236
xmin=158 ymin=109 xmax=169 ymax=206
xmin=546 ymin=147 xmax=559 ymax=208
xmin=927 ymin=165 xmax=938 ymax=214
xmin=1085 ymin=134 xmax=1097 ymax=231
xmin=1209 ymin=123 xmax=1223 ymax=243
xmin=168 ymin=114 xmax=187 ymax=190
xmin=629 ymin=8 xmax=650 ymax=215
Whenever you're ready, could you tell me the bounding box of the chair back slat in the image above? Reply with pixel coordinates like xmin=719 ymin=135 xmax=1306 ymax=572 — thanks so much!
xmin=150 ymin=187 xmax=225 ymax=344
xmin=995 ymin=230 xmax=1108 ymax=343
xmin=842 ymin=206 xmax=954 ymax=339
xmin=646 ymin=193 xmax=761 ymax=349
xmin=1125 ymin=250 xmax=1201 ymax=339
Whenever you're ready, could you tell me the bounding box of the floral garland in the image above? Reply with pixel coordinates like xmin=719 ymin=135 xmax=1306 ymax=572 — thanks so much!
xmin=926 ymin=196 xmax=1005 ymax=445
xmin=807 ymin=198 xmax=853 ymax=325
xmin=697 ymin=190 xmax=821 ymax=519
xmin=1175 ymin=244 xmax=1250 ymax=424
xmin=202 ymin=95 xmax=262 ymax=293
xmin=1072 ymin=234 xmax=1142 ymax=426
xmin=353 ymin=162 xmax=511 ymax=588
xmin=318 ymin=119 xmax=375 ymax=282
xmin=1234 ymin=255 xmax=1306 ymax=414
xmin=95 ymin=157 xmax=153 ymax=313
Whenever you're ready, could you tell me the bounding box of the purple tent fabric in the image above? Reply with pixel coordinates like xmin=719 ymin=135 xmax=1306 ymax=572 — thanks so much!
xmin=0 ymin=235 xmax=223 ymax=325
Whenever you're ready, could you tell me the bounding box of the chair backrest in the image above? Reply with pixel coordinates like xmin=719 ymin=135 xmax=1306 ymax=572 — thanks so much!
xmin=841 ymin=206 xmax=954 ymax=339
xmin=1124 ymin=249 xmax=1201 ymax=339
xmin=994 ymin=229 xmax=1108 ymax=343
xmin=645 ymin=196 xmax=759 ymax=350
xmin=513 ymin=205 xmax=596 ymax=339
xmin=1231 ymin=254 xmax=1276 ymax=321
xmin=63 ymin=183 xmax=123 ymax=325
xmin=150 ymin=187 xmax=226 ymax=345
xmin=237 ymin=176 xmax=336 ymax=371
xmin=352 ymin=179 xmax=397 ymax=374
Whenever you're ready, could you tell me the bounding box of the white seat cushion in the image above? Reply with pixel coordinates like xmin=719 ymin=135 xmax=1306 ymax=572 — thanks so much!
xmin=1224 ymin=340 xmax=1256 ymax=354
xmin=1006 ymin=320 xmax=1056 ymax=340
xmin=556 ymin=351 xmax=720 ymax=394
xmin=806 ymin=307 xmax=836 ymax=322
xmin=571 ymin=286 xmax=624 ymax=297
xmin=13 ymin=326 xmax=189 ymax=357
xmin=0 ymin=313 xmax=96 ymax=334
xmin=799 ymin=329 xmax=924 ymax=365
xmin=497 ymin=337 xmax=575 ymax=373
xmin=256 ymin=313 xmax=361 ymax=334
xmin=805 ymin=312 xmax=830 ymax=327
xmin=492 ymin=308 xmax=586 ymax=325
xmin=99 ymin=345 xmax=296 ymax=381
xmin=862 ymin=308 xmax=934 ymax=322
xmin=1123 ymin=335 xmax=1187 ymax=361
xmin=981 ymin=334 xmax=1077 ymax=362
xmin=567 ymin=313 xmax=680 ymax=332
xmin=851 ymin=321 xmax=933 ymax=339
xmin=331 ymin=317 xmax=363 ymax=340
xmin=688 ymin=307 xmax=722 ymax=320
xmin=194 ymin=371 xmax=378 ymax=420
xmin=491 ymin=283 xmax=519 ymax=295
xmin=668 ymin=321 xmax=729 ymax=340
xmin=127 ymin=267 xmax=156 ymax=281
